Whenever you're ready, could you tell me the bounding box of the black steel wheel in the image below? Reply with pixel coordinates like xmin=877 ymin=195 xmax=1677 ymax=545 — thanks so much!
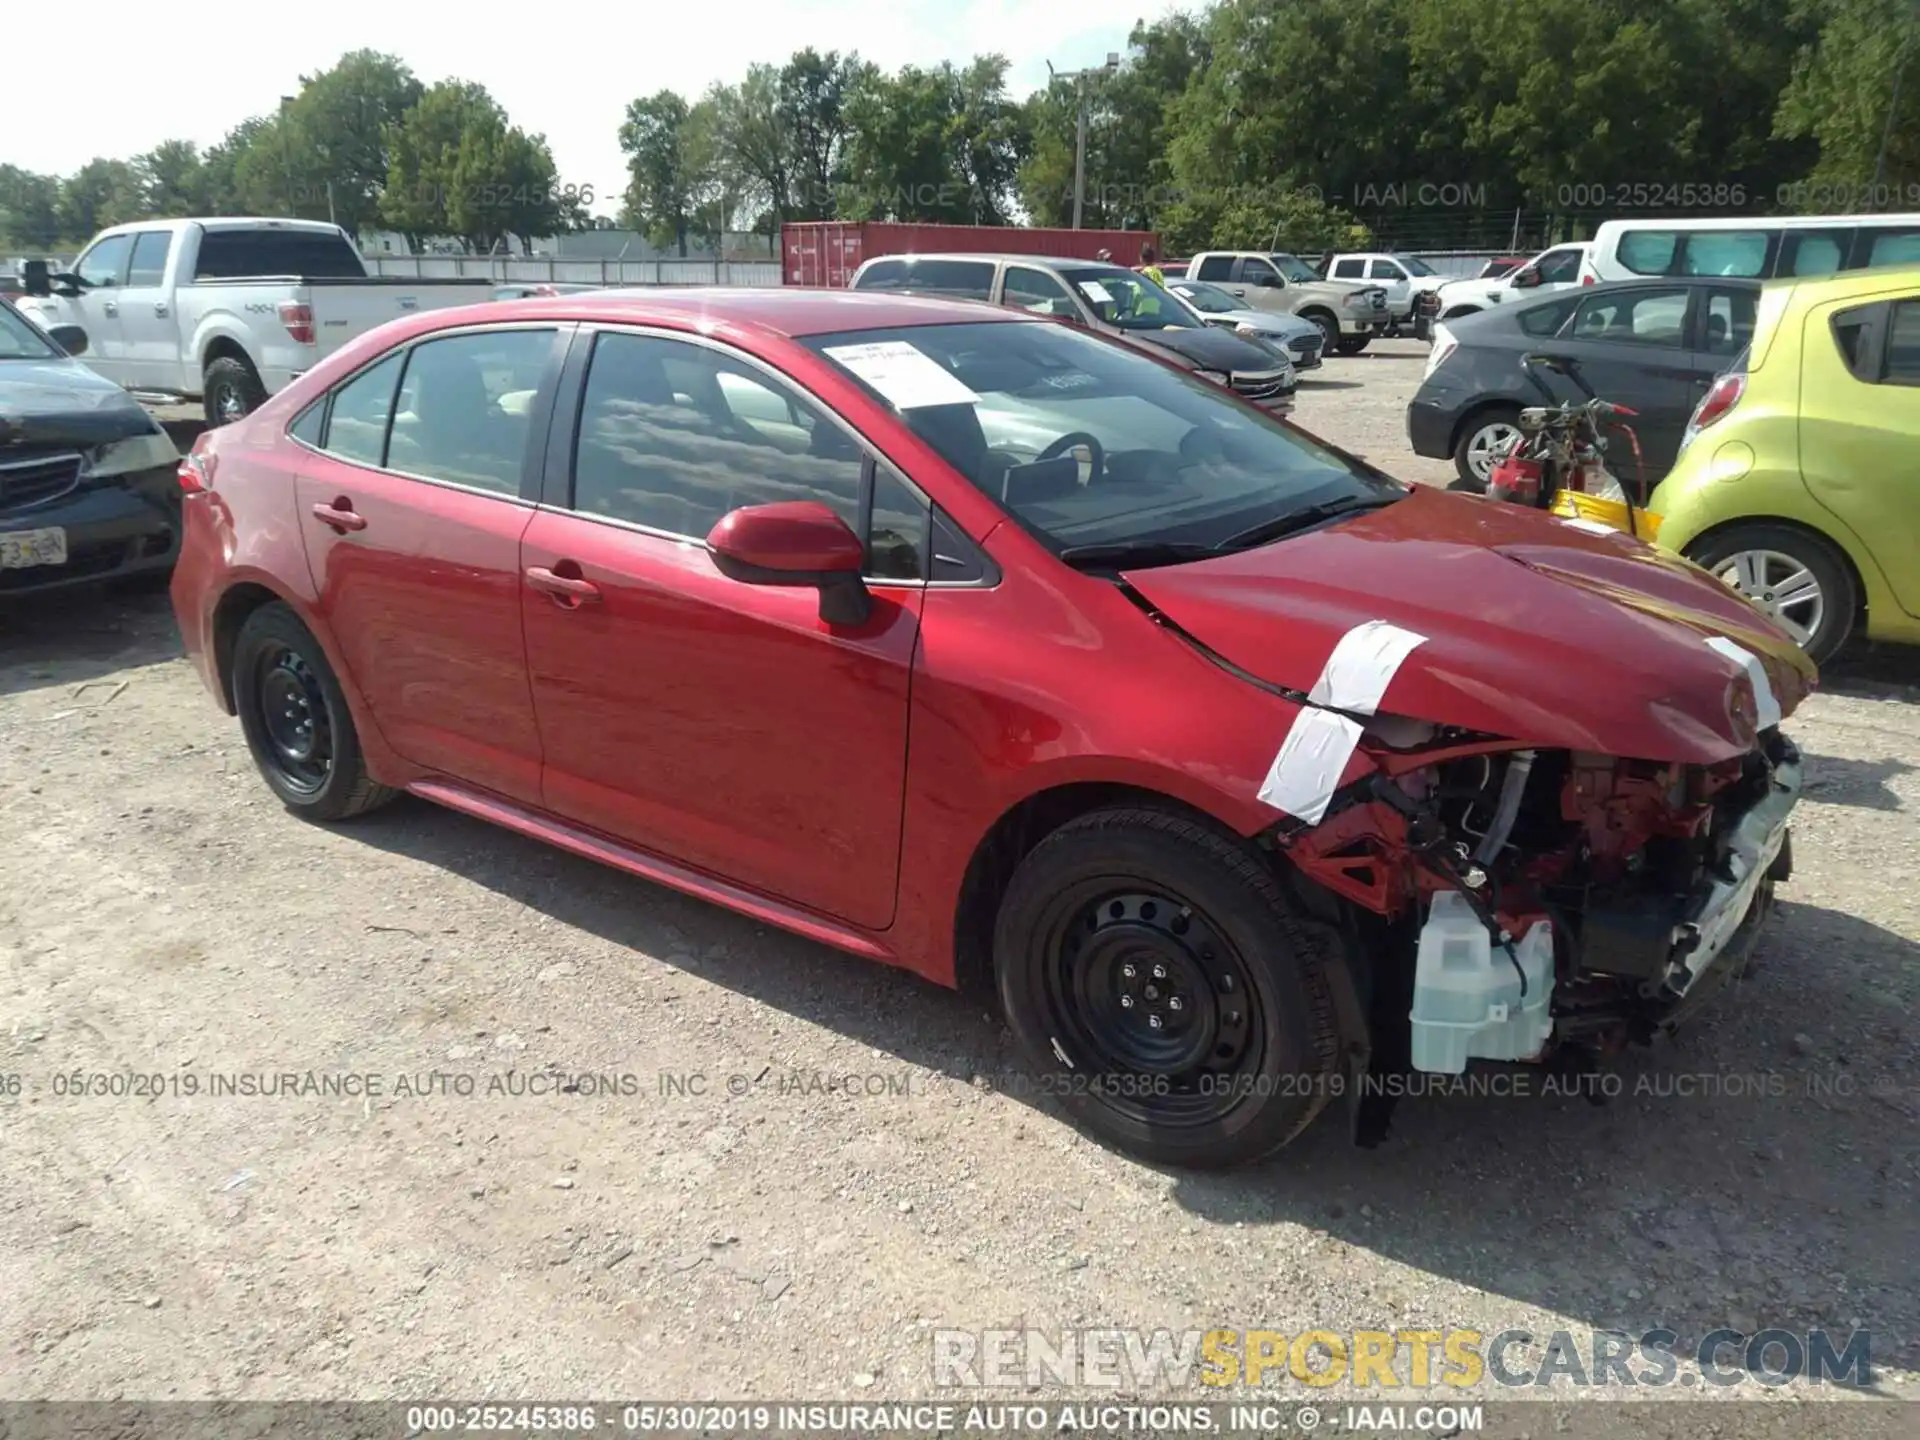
xmin=231 ymin=602 xmax=397 ymax=820
xmin=995 ymin=807 xmax=1343 ymax=1168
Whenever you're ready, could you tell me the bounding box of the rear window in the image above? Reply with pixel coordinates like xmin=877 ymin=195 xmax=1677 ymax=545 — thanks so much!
xmin=1683 ymin=232 xmax=1771 ymax=277
xmin=193 ymin=228 xmax=365 ymax=280
xmin=1515 ymin=296 xmax=1578 ymax=337
xmin=1866 ymin=229 xmax=1920 ymax=268
xmin=1616 ymin=232 xmax=1678 ymax=275
xmin=853 ymin=258 xmax=993 ymax=300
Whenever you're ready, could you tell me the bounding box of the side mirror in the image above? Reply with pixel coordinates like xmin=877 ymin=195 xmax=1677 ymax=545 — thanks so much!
xmin=22 ymin=260 xmax=52 ymax=297
xmin=1511 ymin=267 xmax=1542 ymax=289
xmin=707 ymin=501 xmax=871 ymax=626
xmin=47 ymin=323 xmax=88 ymax=356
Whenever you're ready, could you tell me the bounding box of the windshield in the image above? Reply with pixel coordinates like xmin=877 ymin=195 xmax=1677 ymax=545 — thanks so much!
xmin=1060 ymin=268 xmax=1201 ymax=332
xmin=1398 ymin=255 xmax=1437 ymax=276
xmin=0 ymin=300 xmax=58 ymax=359
xmin=1169 ymin=281 xmax=1238 ymax=315
xmin=803 ymin=320 xmax=1401 ymax=560
xmin=1268 ymin=254 xmax=1320 ymax=283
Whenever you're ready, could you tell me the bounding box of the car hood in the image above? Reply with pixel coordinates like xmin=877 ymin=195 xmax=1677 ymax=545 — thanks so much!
xmin=1127 ymin=325 xmax=1284 ymax=372
xmin=1122 ymin=487 xmax=1815 ymax=764
xmin=1216 ymin=310 xmax=1320 ymax=341
xmin=0 ymin=356 xmax=161 ymax=447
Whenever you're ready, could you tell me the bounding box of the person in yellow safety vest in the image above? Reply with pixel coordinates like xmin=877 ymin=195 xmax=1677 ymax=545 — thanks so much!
xmin=1136 ymin=243 xmax=1166 ymax=287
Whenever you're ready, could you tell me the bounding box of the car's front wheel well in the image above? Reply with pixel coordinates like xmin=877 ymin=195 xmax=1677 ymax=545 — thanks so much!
xmin=1682 ymin=514 xmax=1869 ymax=631
xmin=1440 ymin=304 xmax=1481 ymax=321
xmin=951 ymin=782 xmax=1233 ymax=1002
xmin=212 ymin=582 xmax=283 ymax=712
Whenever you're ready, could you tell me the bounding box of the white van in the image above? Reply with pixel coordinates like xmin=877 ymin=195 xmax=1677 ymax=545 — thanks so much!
xmin=1582 ymin=214 xmax=1920 ymax=284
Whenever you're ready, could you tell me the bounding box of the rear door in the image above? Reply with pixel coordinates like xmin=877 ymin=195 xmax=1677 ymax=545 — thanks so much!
xmin=292 ymin=324 xmax=568 ymax=803
xmin=1552 ymin=283 xmax=1703 ymax=474
xmin=1801 ymin=292 xmax=1920 ymax=615
xmin=116 ymin=229 xmax=179 ymax=391
xmin=519 ymin=327 xmax=928 ymax=929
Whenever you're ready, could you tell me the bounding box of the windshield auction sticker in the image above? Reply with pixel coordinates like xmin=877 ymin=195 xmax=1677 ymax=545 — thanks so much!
xmin=822 ymin=341 xmax=978 ymax=410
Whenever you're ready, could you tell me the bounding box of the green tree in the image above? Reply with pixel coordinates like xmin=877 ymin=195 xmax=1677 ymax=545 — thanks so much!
xmin=57 ymin=158 xmax=146 ymax=239
xmin=620 ymin=90 xmax=696 ymax=253
xmin=285 ymin=50 xmax=425 ymax=234
xmin=382 ymin=80 xmax=567 ymax=250
xmin=0 ymin=165 xmax=65 ymax=248
xmin=1776 ymin=0 xmax=1920 ymax=194
xmin=197 ymin=119 xmax=270 ymax=215
xmin=705 ymin=66 xmax=794 ymax=231
xmin=137 ymin=140 xmax=204 ymax=217
xmin=780 ymin=49 xmax=865 ymax=219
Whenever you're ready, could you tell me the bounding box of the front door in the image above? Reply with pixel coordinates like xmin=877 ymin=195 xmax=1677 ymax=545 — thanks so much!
xmin=293 ymin=326 xmax=562 ymax=803
xmin=116 ymin=229 xmax=178 ymax=392
xmin=54 ymin=233 xmax=134 ymax=386
xmin=521 ymin=328 xmax=928 ymax=929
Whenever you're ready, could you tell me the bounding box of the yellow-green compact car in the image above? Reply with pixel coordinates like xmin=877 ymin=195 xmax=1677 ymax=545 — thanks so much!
xmin=1649 ymin=265 xmax=1920 ymax=663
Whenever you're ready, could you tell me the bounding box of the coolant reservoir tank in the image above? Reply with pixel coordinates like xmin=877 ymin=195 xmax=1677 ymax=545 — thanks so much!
xmin=1409 ymin=892 xmax=1555 ymax=1074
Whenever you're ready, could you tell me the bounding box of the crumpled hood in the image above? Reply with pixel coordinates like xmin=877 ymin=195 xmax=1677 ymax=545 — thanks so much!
xmin=1124 ymin=487 xmax=1815 ymax=764
xmin=0 ymin=356 xmax=160 ymax=448
xmin=1128 ymin=325 xmax=1285 ymax=373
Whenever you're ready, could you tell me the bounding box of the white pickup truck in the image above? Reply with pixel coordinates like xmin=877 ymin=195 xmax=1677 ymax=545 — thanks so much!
xmin=16 ymin=217 xmax=493 ymax=425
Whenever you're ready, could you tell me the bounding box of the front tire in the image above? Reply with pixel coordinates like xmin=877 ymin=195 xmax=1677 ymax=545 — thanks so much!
xmin=1303 ymin=310 xmax=1340 ymax=354
xmin=203 ymin=355 xmax=266 ymax=427
xmin=1690 ymin=523 xmax=1857 ymax=664
xmin=232 ymin=603 xmax=397 ymax=820
xmin=1334 ymin=335 xmax=1372 ymax=356
xmin=993 ymin=807 xmax=1343 ymax=1169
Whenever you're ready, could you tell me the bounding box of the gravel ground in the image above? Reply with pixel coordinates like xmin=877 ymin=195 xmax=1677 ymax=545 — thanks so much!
xmin=3 ymin=342 xmax=1916 ymax=1425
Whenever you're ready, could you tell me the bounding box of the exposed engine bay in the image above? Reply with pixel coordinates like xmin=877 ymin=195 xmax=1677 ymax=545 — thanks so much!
xmin=1270 ymin=722 xmax=1802 ymax=1140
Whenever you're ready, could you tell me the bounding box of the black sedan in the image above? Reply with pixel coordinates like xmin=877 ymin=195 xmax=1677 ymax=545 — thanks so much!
xmin=1 ymin=299 xmax=181 ymax=596
xmin=1407 ymin=277 xmax=1758 ymax=489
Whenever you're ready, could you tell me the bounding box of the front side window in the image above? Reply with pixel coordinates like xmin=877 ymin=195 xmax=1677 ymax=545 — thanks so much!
xmin=1398 ymin=255 xmax=1437 ymax=276
xmin=804 ymin=320 xmax=1401 ymax=562
xmin=1617 ymin=232 xmax=1678 ymax=276
xmin=385 ymin=329 xmax=553 ymax=494
xmin=1535 ymin=248 xmax=1586 ymax=284
xmin=571 ymin=332 xmax=869 ymax=544
xmin=1569 ymin=287 xmax=1689 ymax=347
xmin=76 ymin=235 xmax=132 ymax=289
xmin=1268 ymin=254 xmax=1320 ymax=283
xmin=126 ymin=232 xmax=173 ymax=288
xmin=1002 ymin=266 xmax=1077 ymax=319
xmin=1366 ymin=260 xmax=1405 ymax=281
xmin=1683 ymin=231 xmax=1771 ymax=278
xmin=321 ymin=352 xmax=405 ymax=466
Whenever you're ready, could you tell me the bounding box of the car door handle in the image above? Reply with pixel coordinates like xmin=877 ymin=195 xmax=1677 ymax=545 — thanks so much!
xmin=101 ymin=300 xmax=118 ymax=317
xmin=310 ymin=501 xmax=368 ymax=532
xmin=525 ymin=565 xmax=601 ymax=604
xmin=154 ymin=301 xmax=169 ymax=317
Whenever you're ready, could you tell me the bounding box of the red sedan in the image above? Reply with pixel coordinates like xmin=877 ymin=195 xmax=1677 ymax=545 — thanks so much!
xmin=171 ymin=289 xmax=1814 ymax=1168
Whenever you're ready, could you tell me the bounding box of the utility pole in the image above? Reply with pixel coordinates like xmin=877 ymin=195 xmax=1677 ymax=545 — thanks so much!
xmin=1871 ymin=9 xmax=1918 ymax=193
xmin=1048 ymin=53 xmax=1121 ymax=229
xmin=279 ymin=94 xmax=297 ymax=217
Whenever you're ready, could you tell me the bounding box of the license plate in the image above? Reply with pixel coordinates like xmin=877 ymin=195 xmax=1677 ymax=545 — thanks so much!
xmin=0 ymin=527 xmax=68 ymax=569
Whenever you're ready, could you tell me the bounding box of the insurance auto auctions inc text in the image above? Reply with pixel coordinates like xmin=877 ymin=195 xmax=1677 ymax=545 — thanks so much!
xmin=933 ymin=1326 xmax=1872 ymax=1392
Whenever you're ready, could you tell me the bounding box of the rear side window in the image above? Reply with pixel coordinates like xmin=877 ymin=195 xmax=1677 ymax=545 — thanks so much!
xmin=126 ymin=231 xmax=173 ymax=287
xmin=321 ymin=352 xmax=405 ymax=466
xmin=385 ymin=329 xmax=553 ymax=494
xmin=288 ymin=399 xmax=326 ymax=447
xmin=1887 ymin=302 xmax=1920 ymax=383
xmin=1516 ymin=296 xmax=1578 ymax=337
xmin=1193 ymin=255 xmax=1233 ymax=281
xmin=1617 ymin=231 xmax=1678 ymax=276
xmin=1865 ymin=229 xmax=1920 ymax=268
xmin=1569 ymin=287 xmax=1689 ymax=347
xmin=1777 ymin=231 xmax=1851 ymax=278
xmin=1333 ymin=259 xmax=1366 ymax=279
xmin=193 ymin=229 xmax=364 ymax=280
xmin=1683 ymin=232 xmax=1772 ymax=278
xmin=858 ymin=259 xmax=992 ymax=300
xmin=1703 ymin=290 xmax=1757 ymax=356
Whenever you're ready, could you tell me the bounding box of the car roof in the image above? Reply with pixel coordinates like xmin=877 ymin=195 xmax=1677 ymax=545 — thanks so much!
xmin=858 ymin=252 xmax=1136 ymax=276
xmin=391 ymin=286 xmax=1041 ymax=343
xmin=1760 ymin=263 xmax=1920 ymax=301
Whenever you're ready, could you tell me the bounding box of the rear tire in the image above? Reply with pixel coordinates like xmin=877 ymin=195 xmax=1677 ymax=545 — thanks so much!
xmin=232 ymin=602 xmax=397 ymax=821
xmin=1334 ymin=336 xmax=1372 ymax=356
xmin=203 ymin=356 xmax=266 ymax=427
xmin=1451 ymin=405 xmax=1522 ymax=491
xmin=993 ymin=806 xmax=1343 ymax=1169
xmin=1689 ymin=523 xmax=1857 ymax=664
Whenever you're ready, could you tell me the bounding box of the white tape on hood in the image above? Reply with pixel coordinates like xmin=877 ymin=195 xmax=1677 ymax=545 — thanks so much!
xmin=1258 ymin=620 xmax=1430 ymax=823
xmin=1705 ymin=636 xmax=1783 ymax=730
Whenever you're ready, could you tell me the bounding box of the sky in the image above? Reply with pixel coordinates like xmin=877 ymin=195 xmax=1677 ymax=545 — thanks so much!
xmin=1 ymin=3 xmax=1176 ymax=214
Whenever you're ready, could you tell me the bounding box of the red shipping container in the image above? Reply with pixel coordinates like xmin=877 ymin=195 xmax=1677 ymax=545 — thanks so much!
xmin=780 ymin=221 xmax=1161 ymax=288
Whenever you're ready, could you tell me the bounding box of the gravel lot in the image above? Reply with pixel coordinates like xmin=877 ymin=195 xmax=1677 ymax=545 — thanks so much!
xmin=3 ymin=341 xmax=1916 ymax=1423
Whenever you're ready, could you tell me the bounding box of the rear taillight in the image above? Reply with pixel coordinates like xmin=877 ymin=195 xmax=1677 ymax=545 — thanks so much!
xmin=1680 ymin=371 xmax=1747 ymax=454
xmin=178 ymin=442 xmax=217 ymax=493
xmin=1423 ymin=325 xmax=1457 ymax=379
xmin=277 ymin=301 xmax=315 ymax=344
